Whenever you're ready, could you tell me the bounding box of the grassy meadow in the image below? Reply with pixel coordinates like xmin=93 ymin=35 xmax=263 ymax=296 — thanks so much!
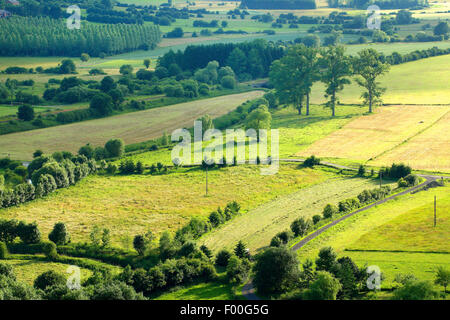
xmin=3 ymin=256 xmax=93 ymax=285
xmin=295 ymin=182 xmax=450 ymax=287
xmin=1 ymin=164 xmax=329 ymax=247
xmin=201 ymin=173 xmax=395 ymax=252
xmin=0 ymin=91 xmax=263 ymax=160
xmin=310 ymin=54 xmax=450 ymax=105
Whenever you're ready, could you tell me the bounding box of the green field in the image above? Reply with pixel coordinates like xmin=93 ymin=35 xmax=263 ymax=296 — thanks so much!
xmin=201 ymin=173 xmax=396 ymax=252
xmin=154 ymin=279 xmax=241 ymax=300
xmin=2 ymin=256 xmax=93 ymax=285
xmin=0 ymin=91 xmax=263 ymax=160
xmin=310 ymin=54 xmax=450 ymax=105
xmin=295 ymin=183 xmax=450 ymax=287
xmin=1 ymin=164 xmax=328 ymax=247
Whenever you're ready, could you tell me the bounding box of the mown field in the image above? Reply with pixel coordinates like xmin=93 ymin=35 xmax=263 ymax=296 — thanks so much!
xmin=1 ymin=164 xmax=327 ymax=247
xmin=296 ymin=183 xmax=450 ymax=287
xmin=2 ymin=256 xmax=93 ymax=285
xmin=370 ymin=110 xmax=450 ymax=172
xmin=300 ymin=105 xmax=450 ymax=172
xmin=0 ymin=91 xmax=263 ymax=160
xmin=201 ymin=173 xmax=395 ymax=252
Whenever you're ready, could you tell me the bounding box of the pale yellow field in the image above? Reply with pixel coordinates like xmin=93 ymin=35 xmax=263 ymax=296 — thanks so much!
xmin=369 ymin=109 xmax=450 ymax=172
xmin=0 ymin=91 xmax=263 ymax=160
xmin=299 ymin=105 xmax=450 ymax=169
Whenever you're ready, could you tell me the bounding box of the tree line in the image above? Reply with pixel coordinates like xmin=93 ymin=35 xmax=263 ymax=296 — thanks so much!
xmin=270 ymin=44 xmax=391 ymax=116
xmin=0 ymin=16 xmax=160 ymax=57
xmin=158 ymin=39 xmax=285 ymax=81
xmin=241 ymin=0 xmax=317 ymax=9
xmin=0 ymin=153 xmax=96 ymax=209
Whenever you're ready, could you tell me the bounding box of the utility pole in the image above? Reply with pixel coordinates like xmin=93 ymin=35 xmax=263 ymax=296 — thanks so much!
xmin=434 ymin=195 xmax=437 ymax=227
xmin=205 ymin=165 xmax=208 ymax=197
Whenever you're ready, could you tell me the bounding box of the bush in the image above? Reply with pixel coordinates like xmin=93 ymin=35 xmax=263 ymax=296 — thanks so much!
xmin=303 ymin=271 xmax=342 ymax=300
xmin=357 ymin=165 xmax=366 ymax=176
xmin=226 ymin=256 xmax=250 ymax=284
xmin=133 ymin=235 xmax=147 ymax=256
xmin=392 ymin=280 xmax=440 ymax=300
xmin=17 ymin=222 xmax=41 ymax=244
xmin=303 ymin=155 xmax=320 ymax=167
xmin=42 ymin=241 xmax=58 ymax=260
xmin=0 ymin=241 xmax=8 ymax=259
xmin=221 ymin=75 xmax=236 ymax=89
xmin=105 ymin=139 xmax=125 ymax=158
xmin=17 ymin=104 xmax=35 ymax=121
xmin=312 ymin=215 xmax=321 ymax=225
xmin=404 ymin=174 xmax=419 ymax=187
xmin=48 ymin=222 xmax=70 ymax=245
xmin=215 ymin=249 xmax=232 ymax=267
xmin=34 ymin=270 xmax=66 ymax=291
xmin=323 ymin=204 xmax=338 ymax=219
xmin=290 ymin=217 xmax=311 ymax=237
xmin=397 ymin=177 xmax=409 ymax=188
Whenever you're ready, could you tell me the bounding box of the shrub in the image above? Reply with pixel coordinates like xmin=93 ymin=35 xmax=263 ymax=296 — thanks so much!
xmin=226 ymin=256 xmax=251 ymax=284
xmin=48 ymin=222 xmax=70 ymax=245
xmin=215 ymin=249 xmax=232 ymax=267
xmin=303 ymin=271 xmax=342 ymax=300
xmin=312 ymin=215 xmax=321 ymax=225
xmin=105 ymin=139 xmax=125 ymax=158
xmin=42 ymin=241 xmax=58 ymax=260
xmin=179 ymin=241 xmax=197 ymax=258
xmin=358 ymin=165 xmax=366 ymax=176
xmin=133 ymin=235 xmax=147 ymax=256
xmin=221 ymin=75 xmax=236 ymax=89
xmin=392 ymin=280 xmax=440 ymax=300
xmin=17 ymin=222 xmax=41 ymax=244
xmin=17 ymin=104 xmax=35 ymax=121
xmin=34 ymin=270 xmax=66 ymax=291
xmin=303 ymin=155 xmax=320 ymax=167
xmin=397 ymin=178 xmax=409 ymax=188
xmin=0 ymin=241 xmax=8 ymax=259
xmin=323 ymin=204 xmax=338 ymax=219
xmin=290 ymin=217 xmax=311 ymax=237
xmin=404 ymin=174 xmax=419 ymax=187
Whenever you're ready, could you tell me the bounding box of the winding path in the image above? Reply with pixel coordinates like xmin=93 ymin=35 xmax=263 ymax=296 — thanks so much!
xmin=241 ymin=159 xmax=447 ymax=300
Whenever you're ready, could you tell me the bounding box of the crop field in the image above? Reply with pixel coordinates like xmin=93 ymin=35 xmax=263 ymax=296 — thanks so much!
xmin=310 ymin=54 xmax=450 ymax=105
xmin=200 ymin=174 xmax=395 ymax=252
xmin=370 ymin=110 xmax=450 ymax=172
xmin=1 ymin=164 xmax=328 ymax=246
xmin=296 ymin=183 xmax=450 ymax=287
xmin=0 ymin=91 xmax=263 ymax=160
xmin=299 ymin=105 xmax=450 ymax=171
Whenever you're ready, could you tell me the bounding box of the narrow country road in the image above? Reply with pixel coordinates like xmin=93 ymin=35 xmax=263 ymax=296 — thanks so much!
xmin=241 ymin=158 xmax=448 ymax=300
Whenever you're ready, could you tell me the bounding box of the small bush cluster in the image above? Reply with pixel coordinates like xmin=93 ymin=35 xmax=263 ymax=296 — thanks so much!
xmin=397 ymin=174 xmax=420 ymax=188
xmin=0 ymin=219 xmax=41 ymax=244
xmin=208 ymin=201 xmax=241 ymax=228
xmin=303 ymin=155 xmax=320 ymax=167
xmin=379 ymin=163 xmax=412 ymax=179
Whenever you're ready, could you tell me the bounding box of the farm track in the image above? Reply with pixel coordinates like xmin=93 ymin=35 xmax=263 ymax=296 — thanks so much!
xmin=241 ymin=158 xmax=448 ymax=300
